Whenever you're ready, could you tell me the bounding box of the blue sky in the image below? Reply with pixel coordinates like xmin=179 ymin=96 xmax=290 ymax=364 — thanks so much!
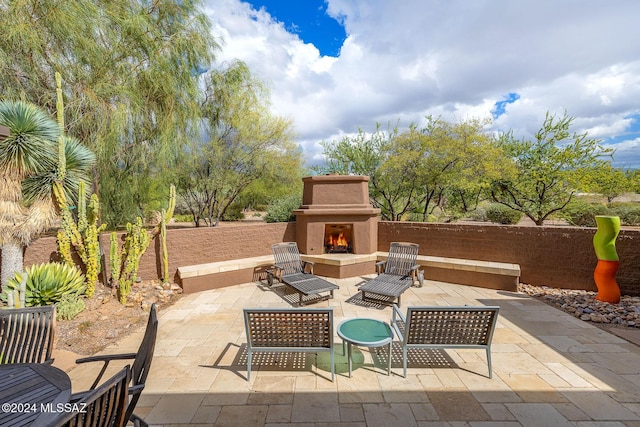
xmin=206 ymin=0 xmax=640 ymax=169
xmin=246 ymin=0 xmax=346 ymax=57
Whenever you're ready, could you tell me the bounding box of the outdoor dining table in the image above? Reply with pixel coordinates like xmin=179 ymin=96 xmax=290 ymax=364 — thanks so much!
xmin=0 ymin=363 xmax=72 ymax=427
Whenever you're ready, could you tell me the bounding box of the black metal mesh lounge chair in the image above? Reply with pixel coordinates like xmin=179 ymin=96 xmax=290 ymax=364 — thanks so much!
xmin=359 ymin=242 xmax=424 ymax=307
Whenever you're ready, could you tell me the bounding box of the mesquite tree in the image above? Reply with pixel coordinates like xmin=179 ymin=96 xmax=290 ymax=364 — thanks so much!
xmin=491 ymin=112 xmax=613 ymax=225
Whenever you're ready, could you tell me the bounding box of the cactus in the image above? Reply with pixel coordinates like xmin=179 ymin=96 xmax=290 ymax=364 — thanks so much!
xmin=116 ymin=217 xmax=151 ymax=304
xmin=109 ymin=232 xmax=121 ymax=294
xmin=55 ymin=72 xmax=66 ymax=181
xmin=77 ymin=182 xmax=88 ymax=233
xmin=107 ymin=185 xmax=175 ymax=303
xmin=52 ymin=71 xmax=105 ymax=298
xmin=54 ymin=180 xmax=106 ymax=297
xmin=160 ymin=211 xmax=169 ymax=283
xmin=156 ymin=185 xmax=176 ymax=284
xmin=56 ymin=228 xmax=73 ymax=266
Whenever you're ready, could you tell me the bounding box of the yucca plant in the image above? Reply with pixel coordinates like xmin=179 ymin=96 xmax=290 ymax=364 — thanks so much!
xmin=1 ymin=262 xmax=86 ymax=307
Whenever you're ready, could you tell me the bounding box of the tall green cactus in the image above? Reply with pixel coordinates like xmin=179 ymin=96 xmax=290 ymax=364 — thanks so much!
xmin=55 ymin=72 xmax=66 ymax=181
xmin=108 ymin=185 xmax=175 ymax=304
xmin=158 ymin=185 xmax=176 ymax=283
xmin=52 ymin=71 xmax=105 ymax=297
xmin=55 ymin=181 xmax=106 ymax=297
xmin=115 ymin=217 xmax=151 ymax=304
xmin=109 ymin=232 xmax=121 ymax=294
xmin=160 ymin=214 xmax=168 ymax=283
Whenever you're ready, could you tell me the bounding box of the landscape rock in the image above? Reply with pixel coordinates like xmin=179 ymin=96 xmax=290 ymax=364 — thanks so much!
xmin=519 ymin=283 xmax=640 ymax=328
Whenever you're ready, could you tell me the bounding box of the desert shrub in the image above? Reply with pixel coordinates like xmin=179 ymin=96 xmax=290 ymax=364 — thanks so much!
xmin=172 ymin=213 xmax=193 ymax=223
xmin=1 ymin=262 xmax=86 ymax=307
xmin=403 ymin=212 xmax=422 ymax=222
xmin=560 ymin=200 xmax=610 ymax=227
xmin=264 ymin=194 xmax=301 ymax=223
xmin=485 ymin=204 xmax=524 ymax=225
xmin=222 ymin=203 xmax=245 ymax=221
xmin=56 ymin=293 xmax=86 ymax=320
xmin=468 ymin=207 xmax=488 ymax=222
xmin=608 ymin=202 xmax=640 ymax=226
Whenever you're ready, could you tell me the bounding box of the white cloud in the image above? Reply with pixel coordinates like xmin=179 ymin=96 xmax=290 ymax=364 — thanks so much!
xmin=204 ymin=0 xmax=640 ymax=167
xmin=603 ymin=138 xmax=640 ymax=168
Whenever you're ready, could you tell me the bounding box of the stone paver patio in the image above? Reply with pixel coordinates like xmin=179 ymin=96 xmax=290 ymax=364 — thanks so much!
xmin=61 ymin=276 xmax=640 ymax=426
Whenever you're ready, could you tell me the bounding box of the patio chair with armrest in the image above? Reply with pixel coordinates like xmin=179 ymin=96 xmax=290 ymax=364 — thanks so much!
xmin=0 ymin=305 xmax=56 ymax=364
xmin=72 ymin=304 xmax=157 ymax=427
xmin=359 ymin=242 xmax=423 ymax=307
xmin=267 ymin=242 xmax=339 ymax=306
xmin=54 ymin=365 xmax=131 ymax=427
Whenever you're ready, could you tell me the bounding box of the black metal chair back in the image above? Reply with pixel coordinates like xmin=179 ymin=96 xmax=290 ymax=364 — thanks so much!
xmin=73 ymin=304 xmax=157 ymax=427
xmin=0 ymin=305 xmax=56 ymax=364
xmin=126 ymin=304 xmax=158 ymax=424
xmin=56 ymin=366 xmax=130 ymax=427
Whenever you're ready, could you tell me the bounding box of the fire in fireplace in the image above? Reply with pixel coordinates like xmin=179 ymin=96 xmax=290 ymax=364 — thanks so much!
xmin=324 ymin=224 xmax=353 ymax=253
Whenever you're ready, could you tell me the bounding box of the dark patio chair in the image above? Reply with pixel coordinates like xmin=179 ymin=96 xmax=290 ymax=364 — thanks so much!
xmin=73 ymin=304 xmax=157 ymax=427
xmin=54 ymin=365 xmax=131 ymax=427
xmin=267 ymin=242 xmax=339 ymax=306
xmin=359 ymin=242 xmax=424 ymax=307
xmin=0 ymin=305 xmax=56 ymax=364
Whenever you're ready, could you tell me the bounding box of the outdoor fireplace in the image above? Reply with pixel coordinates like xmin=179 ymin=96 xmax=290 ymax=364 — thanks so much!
xmin=294 ymin=175 xmax=380 ymax=255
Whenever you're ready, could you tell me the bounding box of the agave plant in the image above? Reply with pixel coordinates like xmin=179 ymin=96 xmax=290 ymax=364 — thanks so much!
xmin=2 ymin=262 xmax=86 ymax=307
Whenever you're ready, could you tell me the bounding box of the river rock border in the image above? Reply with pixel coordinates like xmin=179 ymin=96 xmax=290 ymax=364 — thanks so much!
xmin=518 ymin=283 xmax=640 ymax=328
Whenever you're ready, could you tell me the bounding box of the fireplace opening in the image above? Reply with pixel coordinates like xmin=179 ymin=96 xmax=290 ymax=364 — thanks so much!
xmin=324 ymin=224 xmax=353 ymax=254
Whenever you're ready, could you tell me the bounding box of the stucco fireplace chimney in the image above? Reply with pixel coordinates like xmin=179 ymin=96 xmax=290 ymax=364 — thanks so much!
xmin=294 ymin=175 xmax=380 ymax=255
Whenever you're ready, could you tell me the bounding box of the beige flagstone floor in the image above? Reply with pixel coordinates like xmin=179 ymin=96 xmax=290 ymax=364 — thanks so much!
xmin=61 ymin=276 xmax=640 ymax=426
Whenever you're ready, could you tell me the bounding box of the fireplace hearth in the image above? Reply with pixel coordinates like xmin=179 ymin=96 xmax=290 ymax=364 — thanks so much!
xmin=294 ymin=175 xmax=380 ymax=255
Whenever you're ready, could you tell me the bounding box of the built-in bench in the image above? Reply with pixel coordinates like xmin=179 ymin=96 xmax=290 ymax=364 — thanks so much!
xmin=376 ymin=252 xmax=520 ymax=291
xmin=391 ymin=304 xmax=500 ymax=378
xmin=177 ymin=252 xmax=520 ymax=294
xmin=243 ymin=308 xmax=334 ymax=381
xmin=177 ymin=255 xmax=274 ymax=294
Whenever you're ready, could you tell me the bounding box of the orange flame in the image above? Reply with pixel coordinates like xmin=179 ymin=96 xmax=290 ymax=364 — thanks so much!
xmin=328 ymin=232 xmax=348 ymax=247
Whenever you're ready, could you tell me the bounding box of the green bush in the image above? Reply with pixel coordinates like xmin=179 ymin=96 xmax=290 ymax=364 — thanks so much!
xmin=608 ymin=202 xmax=640 ymax=226
xmin=222 ymin=203 xmax=245 ymax=221
xmin=172 ymin=213 xmax=193 ymax=223
xmin=1 ymin=262 xmax=86 ymax=307
xmin=485 ymin=204 xmax=523 ymax=225
xmin=468 ymin=207 xmax=488 ymax=222
xmin=264 ymin=194 xmax=301 ymax=223
xmin=56 ymin=293 xmax=86 ymax=320
xmin=560 ymin=200 xmax=609 ymax=227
